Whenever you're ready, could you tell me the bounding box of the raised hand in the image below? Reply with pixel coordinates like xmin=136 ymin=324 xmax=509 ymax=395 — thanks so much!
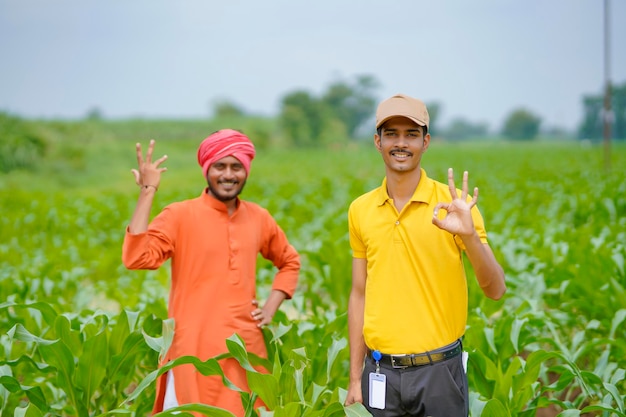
xmin=131 ymin=139 xmax=168 ymax=190
xmin=432 ymin=168 xmax=478 ymax=237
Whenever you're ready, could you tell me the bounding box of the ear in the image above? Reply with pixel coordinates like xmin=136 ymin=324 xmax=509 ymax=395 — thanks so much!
xmin=374 ymin=134 xmax=382 ymax=152
xmin=422 ymin=133 xmax=431 ymax=152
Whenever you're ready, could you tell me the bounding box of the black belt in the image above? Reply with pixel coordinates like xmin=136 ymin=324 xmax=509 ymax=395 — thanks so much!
xmin=368 ymin=341 xmax=462 ymax=368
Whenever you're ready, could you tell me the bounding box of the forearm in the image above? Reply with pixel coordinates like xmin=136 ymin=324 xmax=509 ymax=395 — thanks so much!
xmin=348 ymin=290 xmax=367 ymax=384
xmin=261 ymin=289 xmax=288 ymax=319
xmin=461 ymin=232 xmax=506 ymax=300
xmin=128 ymin=186 xmax=157 ymax=234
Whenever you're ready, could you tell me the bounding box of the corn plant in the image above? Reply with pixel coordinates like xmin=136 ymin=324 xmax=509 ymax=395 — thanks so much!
xmin=1 ymin=301 xmax=164 ymax=415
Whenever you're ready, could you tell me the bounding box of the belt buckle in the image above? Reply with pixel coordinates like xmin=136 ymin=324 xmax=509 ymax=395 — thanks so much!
xmin=390 ymin=355 xmax=409 ymax=369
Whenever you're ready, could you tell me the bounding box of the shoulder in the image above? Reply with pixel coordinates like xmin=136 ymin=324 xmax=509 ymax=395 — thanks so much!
xmin=349 ymin=187 xmax=381 ymax=211
xmin=163 ymin=195 xmax=200 ymax=210
xmin=239 ymin=200 xmax=275 ymax=221
xmin=240 ymin=199 xmax=268 ymax=213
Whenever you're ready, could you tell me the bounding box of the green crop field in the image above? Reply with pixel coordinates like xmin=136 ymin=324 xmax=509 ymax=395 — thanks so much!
xmin=1 ymin=120 xmax=625 ymax=416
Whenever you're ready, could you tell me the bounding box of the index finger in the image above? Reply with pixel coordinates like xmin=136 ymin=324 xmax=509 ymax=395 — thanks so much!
xmin=447 ymin=168 xmax=459 ymax=199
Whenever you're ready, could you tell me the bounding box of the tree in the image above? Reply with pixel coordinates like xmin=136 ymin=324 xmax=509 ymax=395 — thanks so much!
xmin=85 ymin=107 xmax=104 ymax=121
xmin=321 ymin=75 xmax=379 ymax=139
xmin=578 ymin=81 xmax=626 ymax=140
xmin=0 ymin=112 xmax=47 ymax=173
xmin=501 ymin=108 xmax=541 ymax=140
xmin=425 ymin=102 xmax=441 ymax=135
xmin=212 ymin=99 xmax=245 ymax=119
xmin=443 ymin=117 xmax=489 ymax=141
xmin=279 ymin=91 xmax=328 ymax=147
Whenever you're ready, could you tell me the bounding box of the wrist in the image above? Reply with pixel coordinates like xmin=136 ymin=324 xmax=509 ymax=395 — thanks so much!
xmin=141 ymin=184 xmax=158 ymax=191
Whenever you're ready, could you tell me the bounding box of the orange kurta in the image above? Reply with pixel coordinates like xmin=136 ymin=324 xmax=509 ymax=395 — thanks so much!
xmin=122 ymin=190 xmax=300 ymax=415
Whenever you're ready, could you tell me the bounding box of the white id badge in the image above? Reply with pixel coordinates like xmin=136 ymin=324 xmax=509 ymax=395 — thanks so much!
xmin=369 ymin=372 xmax=386 ymax=409
xmin=462 ymin=351 xmax=469 ymax=373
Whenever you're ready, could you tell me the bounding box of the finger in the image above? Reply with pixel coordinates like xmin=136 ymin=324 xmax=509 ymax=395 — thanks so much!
xmin=469 ymin=187 xmax=479 ymax=208
xmin=155 ymin=154 xmax=168 ymax=167
xmin=251 ymin=300 xmax=259 ymax=306
xmin=447 ymin=168 xmax=458 ymax=199
xmin=145 ymin=139 xmax=155 ymax=163
xmin=131 ymin=169 xmax=140 ymax=185
xmin=258 ymin=316 xmax=271 ymax=327
xmin=135 ymin=143 xmax=144 ymax=165
xmin=432 ymin=202 xmax=448 ymax=219
xmin=461 ymin=171 xmax=469 ymax=201
xmin=432 ymin=202 xmax=448 ymax=228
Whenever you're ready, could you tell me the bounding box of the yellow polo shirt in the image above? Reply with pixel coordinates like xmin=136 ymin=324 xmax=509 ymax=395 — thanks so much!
xmin=348 ymin=169 xmax=488 ymax=353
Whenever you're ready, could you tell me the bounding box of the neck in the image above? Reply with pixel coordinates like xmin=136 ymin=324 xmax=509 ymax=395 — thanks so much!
xmin=386 ymin=168 xmax=421 ymax=199
xmin=207 ymin=189 xmax=239 ymax=215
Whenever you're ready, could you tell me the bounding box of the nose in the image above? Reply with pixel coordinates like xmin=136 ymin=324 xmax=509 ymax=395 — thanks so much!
xmin=223 ymin=167 xmax=236 ymax=178
xmin=397 ymin=134 xmax=409 ymax=147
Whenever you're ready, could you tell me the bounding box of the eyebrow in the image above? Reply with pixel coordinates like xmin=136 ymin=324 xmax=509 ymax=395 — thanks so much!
xmin=384 ymin=127 xmax=422 ymax=133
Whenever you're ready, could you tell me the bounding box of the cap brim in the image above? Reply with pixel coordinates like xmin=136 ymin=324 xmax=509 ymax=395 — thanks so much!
xmin=376 ymin=115 xmax=427 ymax=129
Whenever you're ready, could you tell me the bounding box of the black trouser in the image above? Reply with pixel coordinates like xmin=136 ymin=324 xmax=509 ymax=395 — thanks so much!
xmin=361 ymin=350 xmax=468 ymax=417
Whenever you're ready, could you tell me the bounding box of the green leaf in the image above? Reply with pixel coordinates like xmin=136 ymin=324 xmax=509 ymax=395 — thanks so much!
xmin=153 ymin=402 xmax=237 ymax=416
xmin=39 ymin=340 xmax=88 ymax=417
xmin=246 ymin=371 xmax=279 ymax=409
xmin=344 ymin=402 xmax=372 ymax=417
xmin=124 ymin=356 xmax=242 ymax=405
xmin=109 ymin=331 xmax=150 ymax=383
xmin=13 ymin=403 xmax=45 ymax=417
xmin=0 ymin=374 xmax=21 ymax=392
xmin=555 ymin=410 xmax=581 ymax=417
xmin=603 ymin=381 xmax=625 ymax=412
xmin=321 ymin=402 xmax=346 ymax=417
xmin=510 ymin=317 xmax=527 ymax=354
xmin=225 ymin=334 xmax=256 ymax=372
xmin=293 ymin=360 xmax=305 ymax=403
xmin=142 ymin=317 xmax=175 ymax=362
xmin=109 ymin=310 xmax=131 ymax=356
xmin=269 ymin=322 xmax=292 ymax=343
xmin=326 ymin=337 xmax=347 ymax=383
xmin=579 ymin=404 xmax=626 ymax=417
xmin=75 ymin=330 xmax=108 ymax=404
xmin=55 ymin=314 xmax=82 ymax=357
xmin=0 ymin=355 xmax=55 ymax=374
xmin=610 ymin=309 xmax=626 ymax=339
xmin=480 ymin=398 xmax=510 ymax=417
xmin=7 ymin=324 xmax=57 ymax=345
xmin=273 ymin=402 xmax=303 ymax=417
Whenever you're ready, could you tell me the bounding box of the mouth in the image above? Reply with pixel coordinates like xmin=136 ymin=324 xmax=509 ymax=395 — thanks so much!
xmin=390 ymin=150 xmax=413 ymax=160
xmin=218 ymin=180 xmax=239 ymax=189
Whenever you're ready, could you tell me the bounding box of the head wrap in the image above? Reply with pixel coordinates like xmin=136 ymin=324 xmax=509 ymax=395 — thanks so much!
xmin=197 ymin=129 xmax=256 ymax=178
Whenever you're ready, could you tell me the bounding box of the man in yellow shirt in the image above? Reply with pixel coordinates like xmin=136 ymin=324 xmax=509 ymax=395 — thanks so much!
xmin=345 ymin=94 xmax=506 ymax=416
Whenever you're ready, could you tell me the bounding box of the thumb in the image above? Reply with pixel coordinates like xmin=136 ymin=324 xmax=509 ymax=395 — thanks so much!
xmin=131 ymin=169 xmax=140 ymax=185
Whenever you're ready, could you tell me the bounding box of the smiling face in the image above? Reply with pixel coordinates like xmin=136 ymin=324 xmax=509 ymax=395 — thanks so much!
xmin=206 ymin=155 xmax=248 ymax=204
xmin=375 ymin=116 xmax=430 ymax=175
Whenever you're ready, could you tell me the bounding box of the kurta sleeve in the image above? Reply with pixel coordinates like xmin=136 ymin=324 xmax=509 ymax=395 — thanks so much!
xmin=260 ymin=213 xmax=300 ymax=298
xmin=122 ymin=205 xmax=178 ymax=270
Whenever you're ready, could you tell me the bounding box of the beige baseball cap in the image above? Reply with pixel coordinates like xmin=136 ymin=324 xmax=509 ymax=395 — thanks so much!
xmin=375 ymin=93 xmax=430 ymax=129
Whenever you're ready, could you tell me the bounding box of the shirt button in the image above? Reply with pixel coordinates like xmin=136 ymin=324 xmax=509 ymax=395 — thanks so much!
xmin=395 ymin=221 xmax=400 ymax=225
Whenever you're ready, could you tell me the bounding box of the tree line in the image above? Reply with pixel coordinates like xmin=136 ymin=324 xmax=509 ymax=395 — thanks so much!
xmin=215 ymin=75 xmax=626 ymax=143
xmin=2 ymin=75 xmax=625 ymax=173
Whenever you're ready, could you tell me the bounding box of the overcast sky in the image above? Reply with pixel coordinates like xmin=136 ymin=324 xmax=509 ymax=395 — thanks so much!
xmin=1 ymin=0 xmax=625 ymax=132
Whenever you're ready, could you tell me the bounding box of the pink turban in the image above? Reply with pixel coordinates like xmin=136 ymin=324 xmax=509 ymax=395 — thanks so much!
xmin=197 ymin=129 xmax=256 ymax=178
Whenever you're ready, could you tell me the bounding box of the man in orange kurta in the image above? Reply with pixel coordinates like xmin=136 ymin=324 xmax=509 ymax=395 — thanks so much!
xmin=122 ymin=130 xmax=300 ymax=416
